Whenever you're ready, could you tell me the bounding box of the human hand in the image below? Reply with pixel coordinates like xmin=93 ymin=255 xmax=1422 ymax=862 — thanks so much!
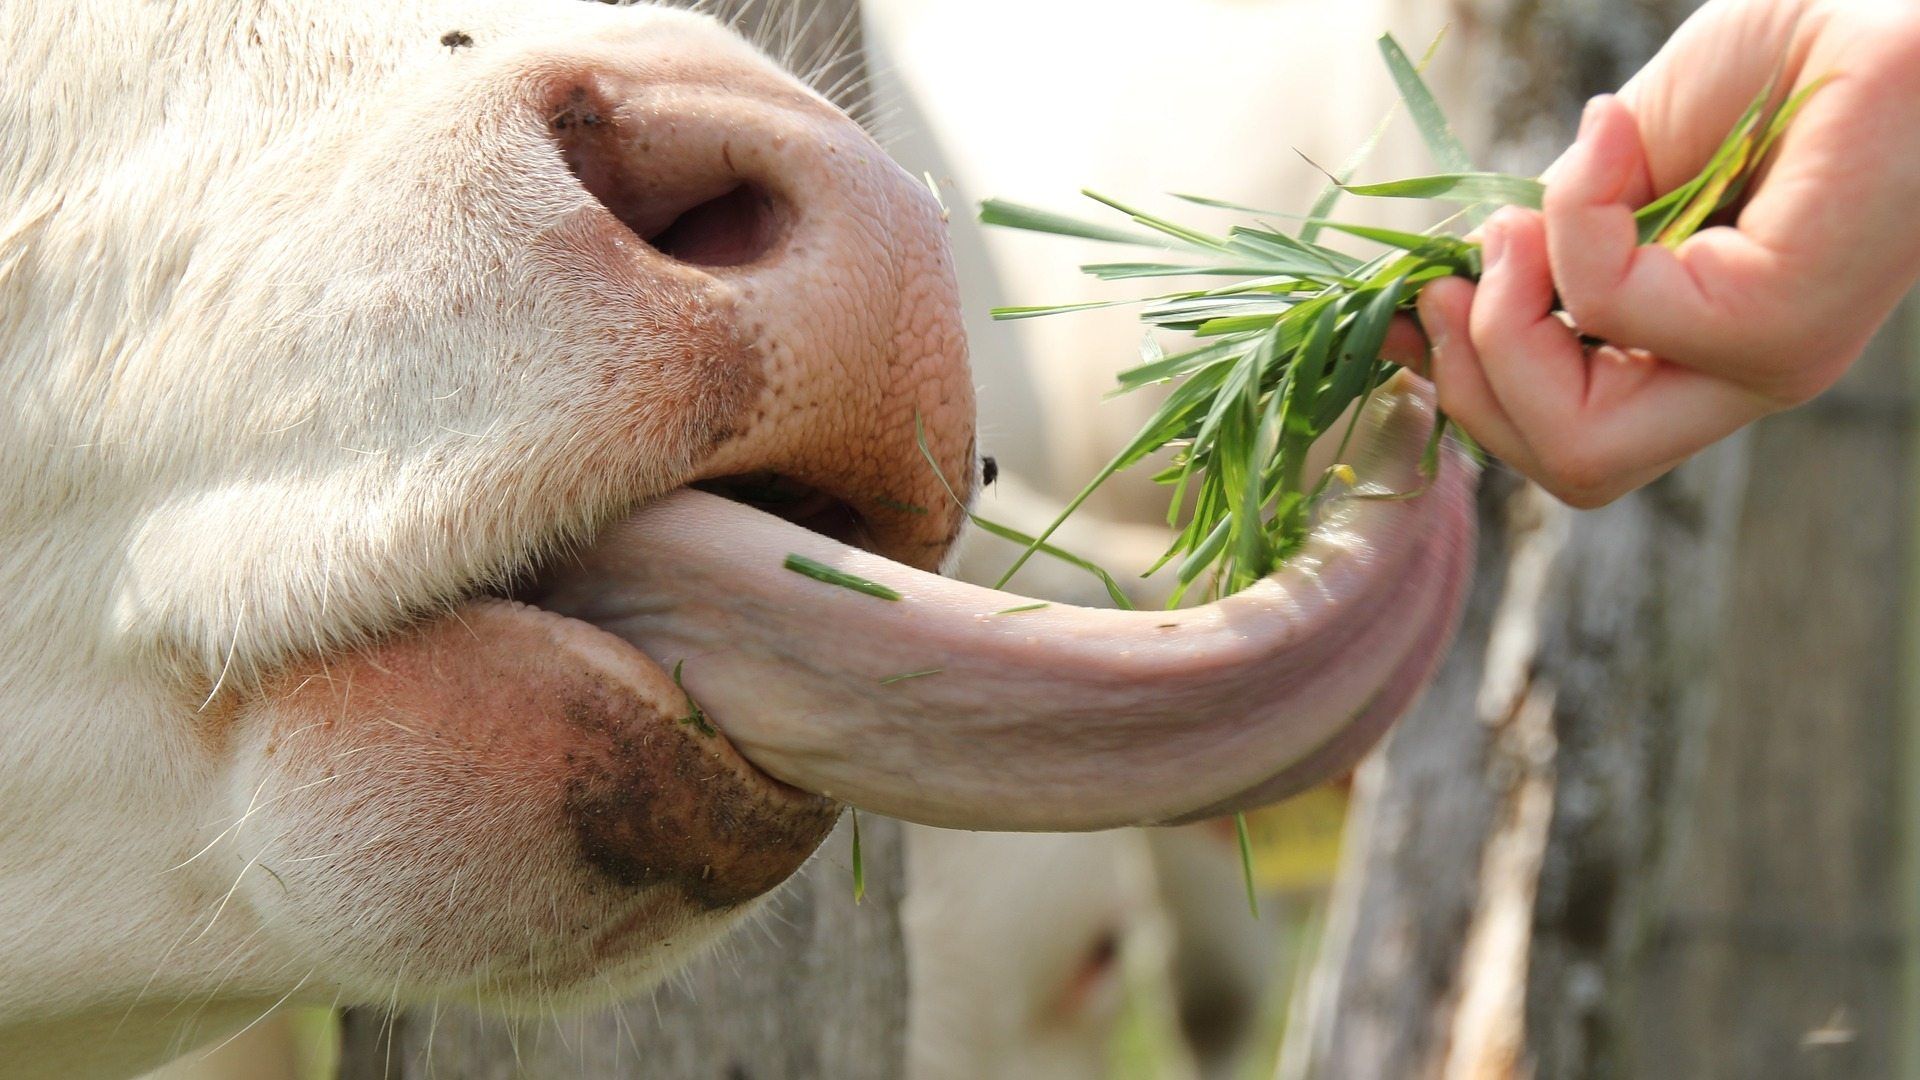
xmin=1411 ymin=0 xmax=1920 ymax=508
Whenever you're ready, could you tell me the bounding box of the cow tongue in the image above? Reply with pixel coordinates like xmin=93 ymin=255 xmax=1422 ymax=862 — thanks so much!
xmin=532 ymin=379 xmax=1477 ymax=832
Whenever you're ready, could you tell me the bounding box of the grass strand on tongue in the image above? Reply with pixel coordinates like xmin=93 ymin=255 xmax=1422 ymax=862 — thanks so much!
xmin=782 ymin=554 xmax=902 ymax=601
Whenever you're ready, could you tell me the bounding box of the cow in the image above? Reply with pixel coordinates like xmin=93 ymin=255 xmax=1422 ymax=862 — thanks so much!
xmin=0 ymin=1 xmax=1474 ymax=1076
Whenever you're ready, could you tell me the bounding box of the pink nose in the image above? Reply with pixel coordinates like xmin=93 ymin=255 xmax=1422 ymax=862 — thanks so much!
xmin=531 ymin=41 xmax=976 ymax=570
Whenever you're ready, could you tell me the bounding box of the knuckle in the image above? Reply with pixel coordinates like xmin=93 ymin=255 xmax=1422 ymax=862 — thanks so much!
xmin=1548 ymin=480 xmax=1621 ymax=511
xmin=1540 ymin=180 xmax=1581 ymax=219
xmin=1758 ymin=349 xmax=1847 ymax=408
xmin=1560 ymin=289 xmax=1620 ymax=339
xmin=1535 ymin=442 xmax=1616 ymax=508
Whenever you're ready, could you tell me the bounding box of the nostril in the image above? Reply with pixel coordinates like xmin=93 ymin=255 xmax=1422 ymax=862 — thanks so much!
xmin=551 ymin=93 xmax=787 ymax=270
xmin=646 ymin=183 xmax=781 ymax=268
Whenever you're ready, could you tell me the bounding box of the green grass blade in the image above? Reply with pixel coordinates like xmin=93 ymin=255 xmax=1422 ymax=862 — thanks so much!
xmin=1175 ymin=516 xmax=1234 ymax=586
xmin=1225 ymin=226 xmax=1363 ymax=273
xmin=1172 ymin=192 xmax=1293 ymax=216
xmin=1306 ymin=219 xmax=1451 ymax=253
xmin=991 ymin=299 xmax=1139 ymax=321
xmin=1236 ymin=813 xmax=1260 ymax=918
xmin=1081 ymin=261 xmax=1330 ymax=281
xmin=1753 ymin=74 xmax=1833 ymax=165
xmin=1377 ymin=33 xmax=1474 ymax=174
xmin=1636 ymin=78 xmax=1775 ymax=244
xmin=782 ymin=555 xmax=901 ymax=601
xmin=1081 ymin=190 xmax=1230 ymax=250
xmin=1304 ymin=27 xmax=1450 ymax=240
xmin=850 ymin=809 xmax=865 ymax=904
xmin=911 ymin=415 xmax=1138 ymax=608
xmin=992 ymin=602 xmax=1051 ymax=615
xmin=670 ymin=660 xmax=717 ymax=738
xmin=1655 ymin=133 xmax=1754 ymax=247
xmin=1342 ymin=172 xmax=1544 ymax=209
xmin=1314 ymin=275 xmax=1410 ymax=431
xmin=969 ymin=515 xmax=1136 ymax=609
xmin=979 ymin=198 xmax=1162 ymax=246
xmin=1115 ymin=336 xmax=1246 ymax=392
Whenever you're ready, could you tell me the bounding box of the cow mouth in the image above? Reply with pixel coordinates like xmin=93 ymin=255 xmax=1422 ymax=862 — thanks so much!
xmin=485 ymin=375 xmax=1478 ymax=833
xmin=689 ymin=471 xmax=872 ymax=550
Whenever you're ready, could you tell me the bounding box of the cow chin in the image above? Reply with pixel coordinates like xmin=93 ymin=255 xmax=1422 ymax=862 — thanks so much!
xmin=224 ymin=599 xmax=840 ymax=1008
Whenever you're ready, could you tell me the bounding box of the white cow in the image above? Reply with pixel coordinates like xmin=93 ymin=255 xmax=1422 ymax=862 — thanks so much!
xmin=2 ymin=2 xmax=1473 ymax=1077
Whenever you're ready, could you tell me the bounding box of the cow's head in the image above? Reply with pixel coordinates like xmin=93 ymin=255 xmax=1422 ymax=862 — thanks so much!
xmin=0 ymin=1 xmax=1473 ymax=1074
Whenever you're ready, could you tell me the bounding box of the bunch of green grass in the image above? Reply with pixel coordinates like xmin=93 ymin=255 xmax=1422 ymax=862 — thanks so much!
xmin=973 ymin=39 xmax=1819 ymax=918
xmin=981 ymin=34 xmax=1826 ymax=604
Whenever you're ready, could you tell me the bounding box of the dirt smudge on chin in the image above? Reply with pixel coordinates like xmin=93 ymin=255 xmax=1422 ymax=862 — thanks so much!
xmin=560 ymin=674 xmax=840 ymax=909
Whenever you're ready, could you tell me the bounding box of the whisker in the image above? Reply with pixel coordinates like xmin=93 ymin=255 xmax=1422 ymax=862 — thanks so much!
xmin=186 ymin=847 xmax=268 ymax=947
xmin=195 ymin=968 xmax=315 ymax=1061
xmin=169 ymin=775 xmax=273 ymax=872
xmin=198 ymin=596 xmax=248 ymax=712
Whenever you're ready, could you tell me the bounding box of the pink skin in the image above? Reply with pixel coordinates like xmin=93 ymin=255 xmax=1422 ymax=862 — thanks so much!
xmin=1399 ymin=0 xmax=1920 ymax=508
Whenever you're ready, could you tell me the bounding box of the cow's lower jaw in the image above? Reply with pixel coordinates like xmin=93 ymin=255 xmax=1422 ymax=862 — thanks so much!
xmin=226 ymin=596 xmax=840 ymax=1007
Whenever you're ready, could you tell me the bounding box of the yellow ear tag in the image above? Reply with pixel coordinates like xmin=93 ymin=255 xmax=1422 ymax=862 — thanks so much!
xmin=1240 ymin=785 xmax=1351 ymax=892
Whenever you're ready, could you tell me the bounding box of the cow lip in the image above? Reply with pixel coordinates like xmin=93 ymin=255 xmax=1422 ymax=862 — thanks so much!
xmin=686 ymin=472 xmax=876 ymax=551
xmin=482 ymin=477 xmax=890 ymax=796
xmin=487 ymin=588 xmax=831 ymax=809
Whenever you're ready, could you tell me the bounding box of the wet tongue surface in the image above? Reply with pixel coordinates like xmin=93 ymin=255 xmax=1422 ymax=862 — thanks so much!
xmin=532 ymin=379 xmax=1478 ymax=832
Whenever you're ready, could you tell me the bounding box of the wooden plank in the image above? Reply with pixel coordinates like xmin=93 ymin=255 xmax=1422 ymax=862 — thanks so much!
xmin=1633 ymin=311 xmax=1914 ymax=1079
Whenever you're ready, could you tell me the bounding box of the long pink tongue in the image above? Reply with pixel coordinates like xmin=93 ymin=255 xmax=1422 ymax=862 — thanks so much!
xmin=535 ymin=379 xmax=1477 ymax=831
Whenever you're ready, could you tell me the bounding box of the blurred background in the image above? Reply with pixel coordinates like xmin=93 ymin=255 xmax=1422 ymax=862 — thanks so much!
xmin=145 ymin=0 xmax=1918 ymax=1077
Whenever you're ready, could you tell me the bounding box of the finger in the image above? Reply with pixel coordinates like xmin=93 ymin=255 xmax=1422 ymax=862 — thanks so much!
xmin=1608 ymin=0 xmax=1802 ymax=193
xmin=1563 ymin=364 xmax=1772 ymax=502
xmin=1470 ymin=207 xmax=1589 ymax=429
xmin=1539 ymin=94 xmax=1655 ymax=205
xmin=1465 ymin=207 xmax=1772 ymax=506
xmin=1380 ymin=314 xmax=1429 ymax=373
xmin=1727 ymin=32 xmax=1920 ymax=359
xmin=1415 ymin=277 xmax=1548 ymax=482
xmin=1541 ymin=95 xmax=1820 ymax=398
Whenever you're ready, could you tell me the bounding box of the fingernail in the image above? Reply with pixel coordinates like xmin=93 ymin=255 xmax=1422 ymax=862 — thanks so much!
xmin=1577 ymin=95 xmax=1607 ymax=141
